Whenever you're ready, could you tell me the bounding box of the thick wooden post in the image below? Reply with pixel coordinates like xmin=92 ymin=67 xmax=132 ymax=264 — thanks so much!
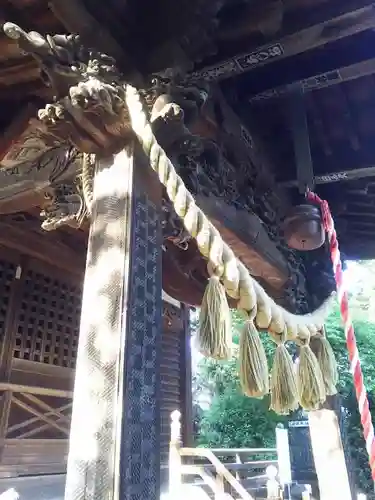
xmin=308 ymin=408 xmax=352 ymax=500
xmin=65 ymin=143 xmax=162 ymax=500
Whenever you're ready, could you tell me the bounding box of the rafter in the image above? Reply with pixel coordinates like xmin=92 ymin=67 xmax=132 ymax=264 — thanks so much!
xmin=279 ymin=165 xmax=375 ymax=188
xmin=249 ymin=57 xmax=375 ymax=103
xmin=190 ymin=3 xmax=375 ymax=82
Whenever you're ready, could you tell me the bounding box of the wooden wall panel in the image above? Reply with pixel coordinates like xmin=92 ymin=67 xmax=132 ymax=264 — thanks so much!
xmin=160 ymin=300 xmax=192 ymax=465
xmin=13 ymin=262 xmax=81 ymax=368
xmin=0 ymin=228 xmax=193 ymax=478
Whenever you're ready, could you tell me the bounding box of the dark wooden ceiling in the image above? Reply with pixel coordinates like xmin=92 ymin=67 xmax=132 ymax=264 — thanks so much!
xmin=1 ymin=0 xmax=375 ymax=260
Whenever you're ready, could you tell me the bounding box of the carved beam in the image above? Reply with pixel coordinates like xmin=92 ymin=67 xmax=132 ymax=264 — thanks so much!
xmin=196 ymin=194 xmax=289 ymax=290
xmin=189 ymin=3 xmax=375 ymax=82
xmin=279 ymin=165 xmax=375 ymax=188
xmin=249 ymin=57 xmax=375 ymax=103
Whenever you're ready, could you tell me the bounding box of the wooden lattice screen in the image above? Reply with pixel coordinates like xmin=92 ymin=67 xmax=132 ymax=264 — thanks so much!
xmin=0 ymin=240 xmax=192 ymax=477
xmin=13 ymin=268 xmax=81 ymax=368
xmin=0 ymin=258 xmax=17 ymax=345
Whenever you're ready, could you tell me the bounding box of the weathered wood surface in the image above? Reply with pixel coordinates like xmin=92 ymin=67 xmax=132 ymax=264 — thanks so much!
xmin=196 ymin=195 xmax=289 ymax=289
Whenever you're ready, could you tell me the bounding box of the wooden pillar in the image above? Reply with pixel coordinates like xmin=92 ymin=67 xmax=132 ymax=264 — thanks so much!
xmin=64 ymin=143 xmax=162 ymax=500
xmin=0 ymin=259 xmax=25 ymax=458
xmin=180 ymin=304 xmax=193 ymax=447
xmin=308 ymin=408 xmax=352 ymax=500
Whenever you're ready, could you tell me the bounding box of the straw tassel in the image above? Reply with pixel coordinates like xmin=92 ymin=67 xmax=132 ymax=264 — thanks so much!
xmin=270 ymin=331 xmax=299 ymax=415
xmin=239 ymin=314 xmax=269 ymax=398
xmin=297 ymin=335 xmax=326 ymax=411
xmin=310 ymin=329 xmax=338 ymax=396
xmin=198 ymin=275 xmax=232 ymax=360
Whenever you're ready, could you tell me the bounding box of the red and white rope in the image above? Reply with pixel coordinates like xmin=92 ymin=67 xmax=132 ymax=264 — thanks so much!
xmin=307 ymin=191 xmax=375 ymax=479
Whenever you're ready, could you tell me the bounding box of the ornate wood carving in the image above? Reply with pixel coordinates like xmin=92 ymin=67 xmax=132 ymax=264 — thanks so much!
xmin=0 ymin=21 xmax=335 ymax=312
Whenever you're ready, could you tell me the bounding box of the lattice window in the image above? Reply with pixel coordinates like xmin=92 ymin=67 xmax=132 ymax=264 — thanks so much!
xmin=14 ymin=270 xmax=82 ymax=368
xmin=0 ymin=258 xmax=16 ymax=342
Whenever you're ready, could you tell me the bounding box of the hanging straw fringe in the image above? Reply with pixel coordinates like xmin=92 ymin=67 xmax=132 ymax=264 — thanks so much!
xmin=297 ymin=335 xmax=326 ymax=411
xmin=198 ymin=275 xmax=232 ymax=360
xmin=269 ymin=331 xmax=299 ymax=415
xmin=310 ymin=329 xmax=338 ymax=396
xmin=239 ymin=315 xmax=269 ymax=398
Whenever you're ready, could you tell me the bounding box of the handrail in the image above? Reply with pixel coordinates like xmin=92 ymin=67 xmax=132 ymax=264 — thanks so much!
xmin=0 ymin=383 xmax=73 ymax=398
xmin=180 ymin=447 xmax=254 ymax=500
xmin=181 ymin=460 xmax=278 ymax=471
xmin=181 ymin=465 xmax=234 ymax=499
xmin=169 ymin=411 xmax=281 ymax=500
xmin=207 ymin=448 xmax=277 ymax=454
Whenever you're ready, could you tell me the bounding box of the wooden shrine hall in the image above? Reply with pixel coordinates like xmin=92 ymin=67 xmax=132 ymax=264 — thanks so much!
xmin=0 ymin=0 xmax=375 ymax=498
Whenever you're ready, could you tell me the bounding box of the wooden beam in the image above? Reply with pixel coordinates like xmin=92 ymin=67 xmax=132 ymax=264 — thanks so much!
xmin=22 ymin=393 xmax=71 ymax=424
xmin=0 ymin=383 xmax=73 ymax=398
xmin=190 ymin=4 xmax=375 ymax=82
xmin=0 ymin=220 xmax=85 ymax=277
xmin=249 ymin=57 xmax=375 ymax=103
xmin=12 ymin=395 xmax=69 ymax=436
xmin=7 ymin=401 xmax=71 ymax=436
xmin=279 ymin=165 xmax=375 ymax=188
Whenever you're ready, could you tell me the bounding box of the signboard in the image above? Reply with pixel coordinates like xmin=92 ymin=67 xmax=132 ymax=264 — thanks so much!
xmin=288 ymin=418 xmax=317 ymax=483
xmin=236 ymin=44 xmax=284 ymax=70
xmin=190 ymin=43 xmax=284 ymax=82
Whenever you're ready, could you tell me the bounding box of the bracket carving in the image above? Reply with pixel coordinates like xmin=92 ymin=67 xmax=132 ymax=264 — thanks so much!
xmin=2 ymin=23 xmax=211 ymax=236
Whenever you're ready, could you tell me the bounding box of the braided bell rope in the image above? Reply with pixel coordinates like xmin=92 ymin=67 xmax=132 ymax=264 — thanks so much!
xmin=308 ymin=191 xmax=375 ymax=480
xmin=123 ymin=85 xmax=335 ymax=342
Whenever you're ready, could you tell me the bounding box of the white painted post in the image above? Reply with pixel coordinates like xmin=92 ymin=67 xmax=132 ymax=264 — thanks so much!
xmin=169 ymin=410 xmax=182 ymax=498
xmin=275 ymin=424 xmax=292 ymax=487
xmin=266 ymin=465 xmax=280 ymax=499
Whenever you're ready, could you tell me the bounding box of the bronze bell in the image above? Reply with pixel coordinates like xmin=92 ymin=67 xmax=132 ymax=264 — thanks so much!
xmin=282 ymin=204 xmax=325 ymax=251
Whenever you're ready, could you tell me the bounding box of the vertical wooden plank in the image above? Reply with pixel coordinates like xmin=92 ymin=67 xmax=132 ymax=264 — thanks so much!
xmin=64 ymin=143 xmax=162 ymax=500
xmin=117 ymin=144 xmax=162 ymax=500
xmin=308 ymin=409 xmax=352 ymax=500
xmin=180 ymin=304 xmax=193 ymax=447
xmin=0 ymin=258 xmax=27 ymax=457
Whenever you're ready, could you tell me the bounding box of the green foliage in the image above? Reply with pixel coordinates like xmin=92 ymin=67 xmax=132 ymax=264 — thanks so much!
xmin=195 ymin=311 xmax=287 ymax=449
xmin=194 ymin=277 xmax=375 ymax=494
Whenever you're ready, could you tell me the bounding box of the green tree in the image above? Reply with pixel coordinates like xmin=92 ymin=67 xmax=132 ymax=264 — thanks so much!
xmin=195 ymin=311 xmax=287 ymax=449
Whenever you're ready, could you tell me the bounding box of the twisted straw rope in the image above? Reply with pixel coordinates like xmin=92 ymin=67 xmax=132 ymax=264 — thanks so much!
xmin=124 ymin=84 xmax=335 ymax=340
xmin=89 ymin=84 xmax=333 ymax=341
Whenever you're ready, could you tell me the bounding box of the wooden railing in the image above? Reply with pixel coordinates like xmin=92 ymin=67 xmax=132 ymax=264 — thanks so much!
xmin=169 ymin=410 xmax=282 ymax=500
